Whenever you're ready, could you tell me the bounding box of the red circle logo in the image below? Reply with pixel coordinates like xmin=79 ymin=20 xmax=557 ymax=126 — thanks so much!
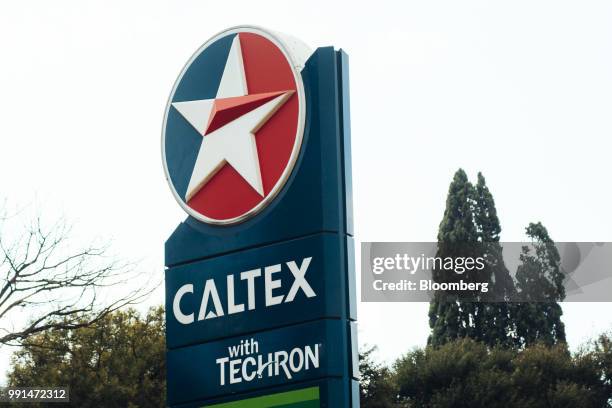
xmin=162 ymin=27 xmax=307 ymax=225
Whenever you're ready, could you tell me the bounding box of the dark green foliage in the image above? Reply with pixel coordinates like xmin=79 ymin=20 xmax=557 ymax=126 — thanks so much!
xmin=429 ymin=170 xmax=478 ymax=346
xmin=436 ymin=169 xmax=477 ymax=245
xmin=590 ymin=332 xmax=612 ymax=398
xmin=360 ymin=335 xmax=612 ymax=408
xmin=359 ymin=347 xmax=401 ymax=408
xmin=474 ymin=173 xmax=516 ymax=347
xmin=430 ymin=170 xmax=566 ymax=349
xmin=514 ymin=222 xmax=566 ymax=347
xmin=395 ymin=339 xmax=513 ymax=408
xmin=394 ymin=338 xmax=610 ymax=408
xmin=428 ymin=170 xmax=515 ymax=347
xmin=7 ymin=307 xmax=166 ymax=408
xmin=473 ymin=173 xmax=501 ymax=242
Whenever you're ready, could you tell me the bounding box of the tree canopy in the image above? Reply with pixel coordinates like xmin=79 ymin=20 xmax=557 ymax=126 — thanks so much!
xmin=359 ymin=335 xmax=612 ymax=408
xmin=391 ymin=337 xmax=611 ymax=408
xmin=8 ymin=307 xmax=165 ymax=408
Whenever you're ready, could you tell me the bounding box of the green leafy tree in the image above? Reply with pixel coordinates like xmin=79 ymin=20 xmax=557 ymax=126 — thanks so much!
xmin=590 ymin=331 xmax=612 ymax=398
xmin=394 ymin=338 xmax=609 ymax=408
xmin=395 ymin=339 xmax=514 ymax=408
xmin=511 ymin=343 xmax=606 ymax=407
xmin=514 ymin=222 xmax=566 ymax=347
xmin=359 ymin=346 xmax=400 ymax=408
xmin=8 ymin=307 xmax=165 ymax=408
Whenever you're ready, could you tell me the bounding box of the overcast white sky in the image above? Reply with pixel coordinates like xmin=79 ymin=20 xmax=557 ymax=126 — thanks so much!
xmin=1 ymin=0 xmax=611 ymax=376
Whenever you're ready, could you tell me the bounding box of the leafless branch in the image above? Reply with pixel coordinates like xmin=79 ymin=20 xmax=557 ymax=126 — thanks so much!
xmin=0 ymin=207 xmax=157 ymax=346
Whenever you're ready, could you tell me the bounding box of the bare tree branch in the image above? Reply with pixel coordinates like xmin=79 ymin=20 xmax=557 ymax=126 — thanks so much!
xmin=0 ymin=206 xmax=157 ymax=346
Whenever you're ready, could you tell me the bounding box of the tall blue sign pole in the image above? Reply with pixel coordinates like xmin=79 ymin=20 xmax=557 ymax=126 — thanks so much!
xmin=162 ymin=26 xmax=357 ymax=407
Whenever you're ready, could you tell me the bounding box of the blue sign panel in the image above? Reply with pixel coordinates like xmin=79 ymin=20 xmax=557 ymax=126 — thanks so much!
xmin=166 ymin=233 xmax=354 ymax=349
xmin=167 ymin=319 xmax=355 ymax=406
xmin=162 ymin=26 xmax=357 ymax=407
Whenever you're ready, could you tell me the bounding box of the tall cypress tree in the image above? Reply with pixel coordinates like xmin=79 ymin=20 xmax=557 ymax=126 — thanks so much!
xmin=428 ymin=169 xmax=479 ymax=346
xmin=473 ymin=173 xmax=515 ymax=347
xmin=429 ymin=170 xmax=514 ymax=347
xmin=514 ymin=222 xmax=566 ymax=347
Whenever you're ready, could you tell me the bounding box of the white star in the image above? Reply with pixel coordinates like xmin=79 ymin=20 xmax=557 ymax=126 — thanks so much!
xmin=172 ymin=35 xmax=293 ymax=201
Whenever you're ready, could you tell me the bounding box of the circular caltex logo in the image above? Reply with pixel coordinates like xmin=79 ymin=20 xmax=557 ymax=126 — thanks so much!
xmin=162 ymin=27 xmax=306 ymax=225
